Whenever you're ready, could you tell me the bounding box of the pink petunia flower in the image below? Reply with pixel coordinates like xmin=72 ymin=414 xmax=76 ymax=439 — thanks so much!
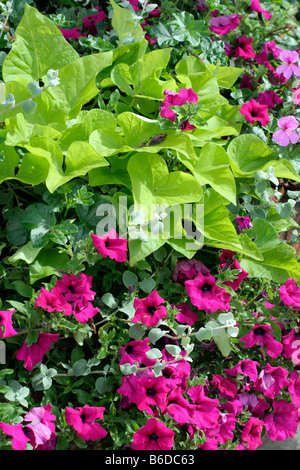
xmin=249 ymin=0 xmax=272 ymax=19
xmin=234 ymin=36 xmax=256 ymax=59
xmin=266 ymin=61 xmax=288 ymax=85
xmin=185 ymin=273 xmax=231 ymax=313
xmin=0 ymin=404 xmax=56 ymax=450
xmin=254 ymin=363 xmax=289 ymax=399
xmin=15 ymin=332 xmax=59 ymax=371
xmin=130 ymin=418 xmax=175 ymax=451
xmin=23 ymin=404 xmax=56 ymax=448
xmin=292 ymin=88 xmax=300 ymax=105
xmin=239 ymin=99 xmax=270 ymax=126
xmin=208 ymin=14 xmax=242 ymax=35
xmin=264 ymin=400 xmax=298 ymax=441
xmin=91 ymin=229 xmax=128 ymax=263
xmin=257 ymin=90 xmax=283 ymax=109
xmin=272 ymin=117 xmax=300 ymax=147
xmin=238 ymin=392 xmax=270 ymax=418
xmin=279 ymin=278 xmax=300 ymax=308
xmin=65 ymin=405 xmax=107 ymax=441
xmin=132 ymin=290 xmax=167 ymax=327
xmin=240 ymin=417 xmax=265 ymax=450
xmin=239 ymin=324 xmax=283 ymax=359
xmin=0 ymin=310 xmax=17 ymax=338
xmin=276 ymin=50 xmax=300 ymax=79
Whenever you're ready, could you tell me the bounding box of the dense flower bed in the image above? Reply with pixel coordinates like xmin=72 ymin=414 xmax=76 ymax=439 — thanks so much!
xmin=0 ymin=0 xmax=299 ymax=451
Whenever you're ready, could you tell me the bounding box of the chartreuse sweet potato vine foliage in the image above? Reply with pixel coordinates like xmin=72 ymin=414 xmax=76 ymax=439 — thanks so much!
xmin=0 ymin=0 xmax=299 ymax=451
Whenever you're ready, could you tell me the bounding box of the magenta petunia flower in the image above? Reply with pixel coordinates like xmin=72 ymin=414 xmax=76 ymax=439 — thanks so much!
xmin=235 ymin=216 xmax=253 ymax=231
xmin=254 ymin=363 xmax=289 ymax=399
xmin=130 ymin=418 xmax=175 ymax=451
xmin=15 ymin=332 xmax=59 ymax=371
xmin=210 ymin=374 xmax=238 ymax=399
xmin=160 ymin=88 xmax=198 ymax=131
xmin=81 ymin=6 xmax=106 ymax=30
xmin=276 ymin=50 xmax=300 ymax=79
xmin=135 ymin=376 xmax=169 ymax=415
xmin=239 ymin=324 xmax=283 ymax=359
xmin=279 ymin=278 xmax=300 ymax=308
xmin=160 ymin=350 xmax=190 ymax=391
xmin=249 ymin=0 xmax=272 ymax=19
xmin=172 ymin=258 xmax=210 ymax=285
xmin=0 ymin=422 xmax=30 ymax=450
xmin=257 ymin=90 xmax=283 ymax=109
xmin=0 ymin=310 xmax=17 ymax=338
xmin=272 ymin=117 xmax=300 ymax=147
xmin=91 ymin=229 xmax=128 ymax=262
xmin=172 ymin=302 xmax=198 ymax=326
xmin=239 ymin=99 xmax=270 ymax=126
xmin=53 ymin=272 xmax=96 ymax=302
xmin=35 ymin=288 xmax=72 ymax=314
xmin=207 ymin=412 xmax=236 ymax=445
xmin=288 ymin=370 xmax=300 ymax=408
xmin=185 ymin=273 xmax=231 ymax=313
xmin=118 ymin=337 xmax=156 ymax=367
xmin=220 ymin=250 xmax=236 ymax=264
xmin=234 ymin=36 xmax=256 ymax=59
xmin=208 ymin=13 xmax=242 ymax=35
xmin=199 ymin=438 xmax=219 ymax=450
xmin=255 ymin=41 xmax=282 ymax=65
xmin=58 ymin=27 xmax=85 ymax=40
xmin=65 ymin=405 xmax=107 ymax=441
xmin=240 ymin=417 xmax=265 ymax=450
xmin=117 ymin=373 xmax=146 ymax=408
xmin=196 ymin=0 xmax=208 ymax=12
xmin=187 ymin=384 xmax=220 ymax=429
xmin=264 ymin=400 xmax=298 ymax=441
xmin=220 ymin=259 xmax=249 ymax=291
xmin=282 ymin=328 xmax=300 ymax=360
xmin=70 ymin=297 xmax=100 ymax=324
xmin=224 ymin=359 xmax=260 ymax=383
xmin=132 ymin=290 xmax=167 ymax=327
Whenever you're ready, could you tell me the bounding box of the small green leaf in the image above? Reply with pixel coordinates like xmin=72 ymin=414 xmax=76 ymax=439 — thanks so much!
xmin=21 ymin=99 xmax=37 ymax=114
